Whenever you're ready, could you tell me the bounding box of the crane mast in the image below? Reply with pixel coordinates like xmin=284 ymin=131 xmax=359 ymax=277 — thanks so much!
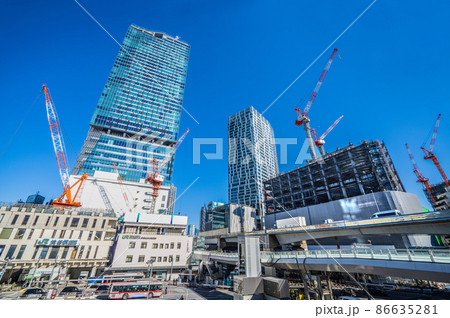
xmin=145 ymin=129 xmax=189 ymax=213
xmin=420 ymin=114 xmax=449 ymax=186
xmin=295 ymin=48 xmax=338 ymax=160
xmin=405 ymin=143 xmax=436 ymax=206
xmin=43 ymin=85 xmax=87 ymax=207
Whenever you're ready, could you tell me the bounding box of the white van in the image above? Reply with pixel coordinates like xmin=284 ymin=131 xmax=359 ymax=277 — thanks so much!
xmin=370 ymin=210 xmax=402 ymax=219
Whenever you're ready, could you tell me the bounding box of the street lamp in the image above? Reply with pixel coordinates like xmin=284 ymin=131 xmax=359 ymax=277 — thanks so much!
xmin=146 ymin=258 xmax=155 ymax=299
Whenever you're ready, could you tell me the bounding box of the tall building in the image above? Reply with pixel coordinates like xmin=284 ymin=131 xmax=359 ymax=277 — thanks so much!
xmin=199 ymin=201 xmax=224 ymax=232
xmin=199 ymin=205 xmax=207 ymax=232
xmin=71 ymin=25 xmax=190 ymax=214
xmin=228 ymin=106 xmax=279 ymax=211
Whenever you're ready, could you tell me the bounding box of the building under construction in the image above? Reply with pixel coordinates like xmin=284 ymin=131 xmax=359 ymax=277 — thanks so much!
xmin=426 ymin=182 xmax=449 ymax=211
xmin=264 ymin=140 xmax=405 ymax=213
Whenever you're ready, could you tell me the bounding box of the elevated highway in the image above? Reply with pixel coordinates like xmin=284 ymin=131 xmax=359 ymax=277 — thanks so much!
xmin=194 ymin=248 xmax=450 ymax=283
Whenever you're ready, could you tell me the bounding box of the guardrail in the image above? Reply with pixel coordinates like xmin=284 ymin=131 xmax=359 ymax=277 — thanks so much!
xmin=196 ymin=249 xmax=450 ymax=264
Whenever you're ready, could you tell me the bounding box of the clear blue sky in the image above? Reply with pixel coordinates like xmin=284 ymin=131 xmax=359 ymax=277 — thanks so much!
xmin=1 ymin=0 xmax=449 ymax=226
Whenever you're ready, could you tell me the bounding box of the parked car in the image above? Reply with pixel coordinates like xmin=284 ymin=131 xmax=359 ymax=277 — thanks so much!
xmin=370 ymin=210 xmax=402 ymax=219
xmin=59 ymin=286 xmax=82 ymax=297
xmin=95 ymin=285 xmax=110 ymax=295
xmin=338 ymin=296 xmax=361 ymax=300
xmin=20 ymin=288 xmax=46 ymax=299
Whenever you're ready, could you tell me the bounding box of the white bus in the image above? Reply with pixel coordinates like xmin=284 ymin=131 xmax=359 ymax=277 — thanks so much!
xmin=108 ymin=281 xmax=163 ymax=299
xmin=101 ymin=273 xmax=145 ymax=285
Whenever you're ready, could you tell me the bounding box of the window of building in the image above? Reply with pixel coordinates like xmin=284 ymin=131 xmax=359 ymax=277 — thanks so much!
xmin=61 ymin=247 xmax=69 ymax=259
xmin=0 ymin=228 xmax=13 ymax=239
xmin=125 ymin=255 xmax=133 ymax=263
xmin=5 ymin=245 xmax=17 ymax=259
xmin=164 ymin=243 xmax=169 ymax=249
xmin=168 ymin=256 xmax=173 ymax=262
xmin=94 ymin=231 xmax=102 ymax=241
xmin=78 ymin=246 xmax=85 ymax=259
xmin=86 ymin=246 xmax=92 ymax=259
xmin=177 ymin=242 xmax=181 ymax=249
xmin=92 ymin=219 xmax=97 ymax=228
xmin=28 ymin=229 xmax=34 ymax=239
xmin=93 ymin=246 xmax=99 ymax=259
xmin=170 ymin=243 xmax=174 ymax=249
xmin=101 ymin=220 xmax=106 ymax=228
xmin=45 ymin=216 xmax=51 ymax=227
xmin=157 ymin=257 xmax=162 ymax=262
xmin=78 ymin=231 xmax=83 ymax=239
xmin=59 ymin=230 xmax=66 ymax=239
xmin=22 ymin=215 xmax=30 ymax=226
xmin=129 ymin=242 xmax=136 ymax=249
xmin=53 ymin=217 xmax=59 ymax=227
xmin=159 ymin=244 xmax=163 ymax=249
xmin=11 ymin=215 xmax=19 ymax=225
xmin=138 ymin=255 xmax=145 ymax=263
xmin=82 ymin=218 xmax=89 ymax=228
xmin=32 ymin=247 xmax=39 ymax=259
xmin=175 ymin=255 xmax=180 ymax=262
xmin=64 ymin=217 xmax=70 ymax=227
xmin=69 ymin=230 xmax=74 ymax=239
xmin=153 ymin=243 xmax=158 ymax=249
xmin=70 ymin=248 xmax=77 ymax=259
xmin=39 ymin=229 xmax=44 ymax=238
xmin=33 ymin=215 xmax=39 ymax=226
xmin=52 ymin=230 xmax=57 ymax=238
xmin=71 ymin=218 xmax=80 ymax=227
xmin=141 ymin=242 xmax=147 ymax=249
xmin=14 ymin=229 xmax=26 ymax=239
xmin=40 ymin=246 xmax=49 ymax=259
xmin=104 ymin=232 xmax=115 ymax=240
xmin=163 ymin=256 xmax=167 ymax=262
xmin=0 ymin=214 xmax=4 ymax=223
xmin=49 ymin=247 xmax=60 ymax=259
xmin=87 ymin=231 xmax=93 ymax=240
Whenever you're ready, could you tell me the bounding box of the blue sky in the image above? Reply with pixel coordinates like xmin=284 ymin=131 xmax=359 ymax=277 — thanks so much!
xmin=1 ymin=0 xmax=449 ymax=226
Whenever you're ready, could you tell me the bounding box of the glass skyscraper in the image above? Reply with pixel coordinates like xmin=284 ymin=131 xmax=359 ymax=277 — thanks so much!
xmin=228 ymin=106 xmax=279 ymax=211
xmin=73 ymin=25 xmax=190 ymax=186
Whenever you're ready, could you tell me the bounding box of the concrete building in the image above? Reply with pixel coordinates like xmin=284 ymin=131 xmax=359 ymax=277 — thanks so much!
xmin=427 ymin=182 xmax=449 ymax=211
xmin=186 ymin=224 xmax=196 ymax=237
xmin=0 ymin=204 xmax=117 ymax=283
xmin=228 ymin=106 xmax=279 ymax=212
xmin=264 ymin=140 xmax=404 ymax=213
xmin=70 ymin=171 xmax=173 ymax=215
xmin=199 ymin=201 xmax=224 ymax=232
xmin=110 ymin=213 xmax=193 ymax=280
xmin=72 ymin=25 xmax=190 ymax=214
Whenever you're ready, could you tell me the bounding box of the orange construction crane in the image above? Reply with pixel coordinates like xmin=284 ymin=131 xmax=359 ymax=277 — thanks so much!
xmin=145 ymin=129 xmax=189 ymax=213
xmin=405 ymin=143 xmax=436 ymax=206
xmin=43 ymin=85 xmax=87 ymax=207
xmin=420 ymin=114 xmax=449 ymax=187
xmin=295 ymin=48 xmax=338 ymax=160
xmin=310 ymin=115 xmax=343 ymax=156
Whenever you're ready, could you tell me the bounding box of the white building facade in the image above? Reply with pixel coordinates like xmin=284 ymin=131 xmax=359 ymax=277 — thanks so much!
xmin=228 ymin=106 xmax=279 ymax=211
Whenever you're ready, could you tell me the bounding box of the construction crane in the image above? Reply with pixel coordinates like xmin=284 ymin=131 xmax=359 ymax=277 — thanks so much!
xmin=112 ymin=163 xmax=135 ymax=213
xmin=295 ymin=48 xmax=338 ymax=160
xmin=43 ymin=85 xmax=88 ymax=207
xmin=145 ymin=129 xmax=189 ymax=213
xmin=405 ymin=143 xmax=436 ymax=206
xmin=420 ymin=114 xmax=449 ymax=187
xmin=310 ymin=115 xmax=343 ymax=156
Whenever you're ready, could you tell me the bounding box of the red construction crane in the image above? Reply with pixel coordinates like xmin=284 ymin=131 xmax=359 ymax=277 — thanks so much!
xmin=420 ymin=114 xmax=449 ymax=186
xmin=295 ymin=48 xmax=338 ymax=160
xmin=145 ymin=129 xmax=189 ymax=213
xmin=310 ymin=115 xmax=343 ymax=156
xmin=405 ymin=143 xmax=436 ymax=206
xmin=43 ymin=85 xmax=88 ymax=207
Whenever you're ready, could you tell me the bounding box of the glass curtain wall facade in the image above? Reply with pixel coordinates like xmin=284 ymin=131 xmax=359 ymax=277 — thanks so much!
xmin=228 ymin=106 xmax=279 ymax=211
xmin=73 ymin=25 xmax=190 ymax=186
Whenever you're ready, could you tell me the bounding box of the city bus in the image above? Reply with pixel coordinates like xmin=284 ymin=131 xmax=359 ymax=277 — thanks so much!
xmin=108 ymin=281 xmax=163 ymax=299
xmin=101 ymin=273 xmax=145 ymax=285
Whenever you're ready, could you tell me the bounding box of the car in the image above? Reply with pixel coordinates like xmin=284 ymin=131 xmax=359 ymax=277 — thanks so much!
xmin=368 ymin=286 xmax=387 ymax=296
xmin=323 ymin=219 xmax=334 ymax=224
xmin=95 ymin=285 xmax=110 ymax=295
xmin=370 ymin=210 xmax=402 ymax=219
xmin=338 ymin=296 xmax=361 ymax=300
xmin=59 ymin=286 xmax=82 ymax=297
xmin=20 ymin=288 xmax=46 ymax=299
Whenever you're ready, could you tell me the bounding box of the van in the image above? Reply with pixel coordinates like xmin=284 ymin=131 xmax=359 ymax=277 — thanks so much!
xmin=370 ymin=210 xmax=402 ymax=219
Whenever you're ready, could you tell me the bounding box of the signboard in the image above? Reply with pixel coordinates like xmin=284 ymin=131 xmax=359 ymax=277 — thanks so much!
xmin=35 ymin=239 xmax=79 ymax=247
xmin=121 ymin=235 xmax=156 ymax=240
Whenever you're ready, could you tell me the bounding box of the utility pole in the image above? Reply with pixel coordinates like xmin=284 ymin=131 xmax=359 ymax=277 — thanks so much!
xmin=146 ymin=259 xmax=154 ymax=299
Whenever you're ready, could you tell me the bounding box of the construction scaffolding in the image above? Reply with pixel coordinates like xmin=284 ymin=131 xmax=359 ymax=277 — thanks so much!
xmin=426 ymin=182 xmax=449 ymax=211
xmin=264 ymin=140 xmax=405 ymax=213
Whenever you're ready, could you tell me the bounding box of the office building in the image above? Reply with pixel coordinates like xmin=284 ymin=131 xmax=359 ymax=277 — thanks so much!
xmin=0 ymin=204 xmax=117 ymax=283
xmin=199 ymin=201 xmax=224 ymax=232
xmin=228 ymin=106 xmax=279 ymax=211
xmin=71 ymin=25 xmax=190 ymax=214
xmin=110 ymin=213 xmax=193 ymax=280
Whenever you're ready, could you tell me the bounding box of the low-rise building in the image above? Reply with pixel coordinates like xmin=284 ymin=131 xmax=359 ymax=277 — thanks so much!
xmin=110 ymin=213 xmax=193 ymax=281
xmin=0 ymin=204 xmax=117 ymax=283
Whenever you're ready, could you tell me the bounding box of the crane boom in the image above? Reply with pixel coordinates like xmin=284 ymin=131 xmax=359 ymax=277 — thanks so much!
xmin=156 ymin=129 xmax=190 ymax=176
xmin=43 ymin=85 xmax=87 ymax=207
xmin=319 ymin=115 xmax=344 ymax=140
xmin=428 ymin=114 xmax=441 ymax=153
xmin=406 ymin=143 xmax=436 ymax=206
xmin=310 ymin=115 xmax=343 ymax=156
